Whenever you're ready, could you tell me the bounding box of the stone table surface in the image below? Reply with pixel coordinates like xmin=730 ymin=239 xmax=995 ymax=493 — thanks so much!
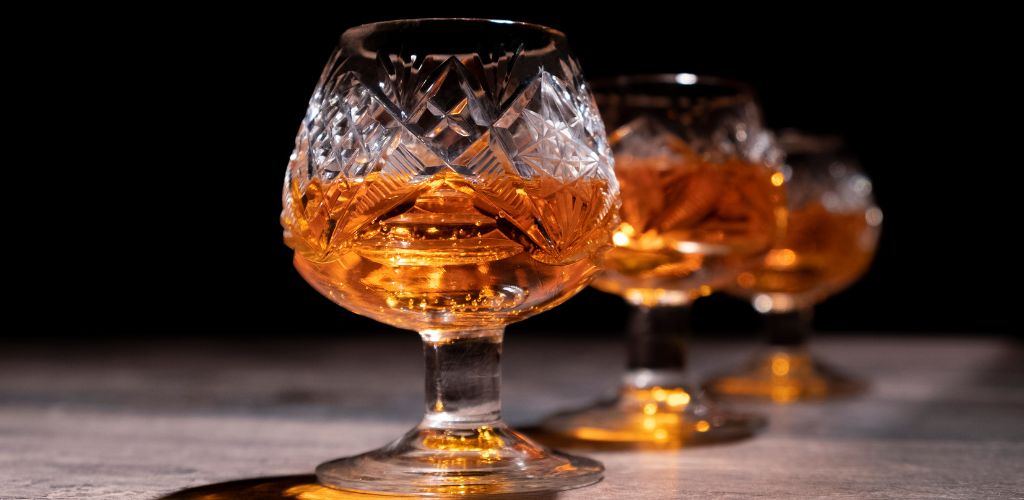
xmin=1 ymin=335 xmax=1022 ymax=499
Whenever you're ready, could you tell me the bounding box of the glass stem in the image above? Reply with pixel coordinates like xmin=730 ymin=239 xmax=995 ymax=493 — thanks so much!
xmin=764 ymin=307 xmax=813 ymax=348
xmin=420 ymin=329 xmax=504 ymax=429
xmin=622 ymin=305 xmax=690 ymax=389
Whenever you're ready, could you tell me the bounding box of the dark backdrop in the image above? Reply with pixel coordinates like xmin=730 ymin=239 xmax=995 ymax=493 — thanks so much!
xmin=59 ymin=7 xmax=1014 ymax=336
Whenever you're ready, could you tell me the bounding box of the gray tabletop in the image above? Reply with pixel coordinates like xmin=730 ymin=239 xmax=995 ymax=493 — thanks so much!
xmin=1 ymin=335 xmax=1022 ymax=499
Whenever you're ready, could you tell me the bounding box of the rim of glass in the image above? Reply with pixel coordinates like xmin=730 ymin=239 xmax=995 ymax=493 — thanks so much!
xmin=342 ymin=18 xmax=567 ymax=40
xmin=590 ymin=73 xmax=754 ymax=94
xmin=778 ymin=129 xmax=846 ymax=154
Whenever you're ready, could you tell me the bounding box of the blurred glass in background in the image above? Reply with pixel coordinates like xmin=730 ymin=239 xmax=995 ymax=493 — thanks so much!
xmin=705 ymin=130 xmax=882 ymax=402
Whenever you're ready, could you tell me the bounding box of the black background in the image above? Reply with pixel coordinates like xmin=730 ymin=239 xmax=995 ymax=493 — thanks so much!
xmin=54 ymin=7 xmax=1015 ymax=337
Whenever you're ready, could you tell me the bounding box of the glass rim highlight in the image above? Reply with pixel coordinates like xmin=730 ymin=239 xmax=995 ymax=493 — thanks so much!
xmin=590 ymin=73 xmax=754 ymax=94
xmin=341 ymin=18 xmax=567 ymax=43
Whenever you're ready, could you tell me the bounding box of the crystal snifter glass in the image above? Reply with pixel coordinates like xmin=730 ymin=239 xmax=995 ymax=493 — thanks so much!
xmin=280 ymin=19 xmax=618 ymax=495
xmin=705 ymin=131 xmax=882 ymax=402
xmin=540 ymin=75 xmax=785 ymax=447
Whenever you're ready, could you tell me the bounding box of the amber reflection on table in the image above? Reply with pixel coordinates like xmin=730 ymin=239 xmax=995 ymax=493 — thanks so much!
xmin=160 ymin=475 xmax=558 ymax=499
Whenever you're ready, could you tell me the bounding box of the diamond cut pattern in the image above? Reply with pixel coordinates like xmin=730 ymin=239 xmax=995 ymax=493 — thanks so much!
xmin=283 ymin=50 xmax=618 ymax=262
xmin=406 ymin=58 xmax=491 ymax=162
xmin=288 ymin=57 xmax=611 ymax=186
xmin=612 ymin=115 xmax=698 ymax=162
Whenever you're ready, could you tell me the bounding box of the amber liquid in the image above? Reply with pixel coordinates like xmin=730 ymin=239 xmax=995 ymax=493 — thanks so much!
xmin=282 ymin=170 xmax=615 ymax=332
xmin=732 ymin=200 xmax=878 ymax=307
xmin=592 ymin=154 xmax=785 ymax=306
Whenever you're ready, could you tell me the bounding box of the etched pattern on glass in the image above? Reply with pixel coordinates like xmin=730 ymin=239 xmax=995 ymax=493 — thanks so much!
xmin=282 ymin=53 xmax=616 ymax=265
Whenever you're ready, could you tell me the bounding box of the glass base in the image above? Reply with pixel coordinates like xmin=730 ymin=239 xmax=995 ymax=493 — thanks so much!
xmin=538 ymin=385 xmax=764 ymax=449
xmin=704 ymin=348 xmax=866 ymax=403
xmin=316 ymin=421 xmax=603 ymax=496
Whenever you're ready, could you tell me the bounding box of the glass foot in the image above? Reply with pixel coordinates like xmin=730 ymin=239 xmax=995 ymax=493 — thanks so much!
xmin=704 ymin=348 xmax=866 ymax=402
xmin=538 ymin=385 xmax=764 ymax=449
xmin=316 ymin=421 xmax=602 ymax=496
